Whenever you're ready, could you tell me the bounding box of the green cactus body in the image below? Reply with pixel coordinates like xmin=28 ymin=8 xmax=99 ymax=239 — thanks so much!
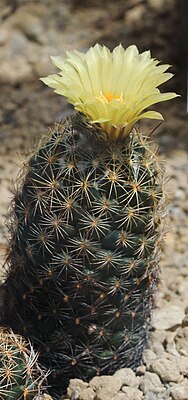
xmin=0 ymin=328 xmax=46 ymax=399
xmin=3 ymin=113 xmax=165 ymax=395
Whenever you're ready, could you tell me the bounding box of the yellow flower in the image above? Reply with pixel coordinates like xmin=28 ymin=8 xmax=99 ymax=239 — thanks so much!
xmin=41 ymin=44 xmax=178 ymax=140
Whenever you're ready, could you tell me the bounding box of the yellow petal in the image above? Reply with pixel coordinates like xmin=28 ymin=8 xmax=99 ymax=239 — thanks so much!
xmin=41 ymin=43 xmax=179 ymax=140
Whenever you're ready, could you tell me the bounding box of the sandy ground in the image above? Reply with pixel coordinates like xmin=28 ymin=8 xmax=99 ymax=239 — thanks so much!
xmin=0 ymin=1 xmax=188 ymax=398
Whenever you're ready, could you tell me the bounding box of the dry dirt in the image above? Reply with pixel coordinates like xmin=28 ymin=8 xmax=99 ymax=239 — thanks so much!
xmin=0 ymin=1 xmax=188 ymax=399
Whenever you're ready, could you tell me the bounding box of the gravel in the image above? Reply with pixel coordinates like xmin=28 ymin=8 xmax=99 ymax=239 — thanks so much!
xmin=0 ymin=1 xmax=188 ymax=400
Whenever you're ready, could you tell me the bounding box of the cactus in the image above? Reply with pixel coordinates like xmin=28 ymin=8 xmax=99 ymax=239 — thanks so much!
xmin=0 ymin=327 xmax=47 ymax=399
xmin=2 ymin=44 xmax=178 ymax=396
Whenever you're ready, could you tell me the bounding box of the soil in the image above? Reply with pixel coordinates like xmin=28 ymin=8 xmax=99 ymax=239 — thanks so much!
xmin=0 ymin=1 xmax=187 ymax=399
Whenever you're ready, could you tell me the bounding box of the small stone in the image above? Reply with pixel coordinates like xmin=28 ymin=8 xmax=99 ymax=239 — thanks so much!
xmin=175 ymin=355 xmax=188 ymax=376
xmin=126 ymin=5 xmax=145 ymax=24
xmin=95 ymin=387 xmax=115 ymax=400
xmin=143 ymin=349 xmax=157 ymax=368
xmin=147 ymin=331 xmax=166 ymax=355
xmin=136 ymin=365 xmax=146 ymax=376
xmin=0 ymin=53 xmax=33 ymax=85
xmin=0 ymin=28 xmax=9 ymax=45
xmin=71 ymin=391 xmax=80 ymax=400
xmin=80 ymin=387 xmax=95 ymax=400
xmin=14 ymin=13 xmax=44 ymax=43
xmin=148 ymin=0 xmax=166 ymax=10
xmin=144 ymin=392 xmax=158 ymax=400
xmin=35 ymin=395 xmax=53 ymax=400
xmin=148 ymin=330 xmax=166 ymax=345
xmin=114 ymin=368 xmax=139 ymax=388
xmin=175 ymin=327 xmax=188 ymax=356
xmin=170 ymin=382 xmax=188 ymax=400
xmin=90 ymin=375 xmax=122 ymax=393
xmin=148 ymin=0 xmax=172 ymax=12
xmin=148 ymin=342 xmax=165 ymax=356
xmin=119 ymin=386 xmax=143 ymax=400
xmin=139 ymin=372 xmax=164 ymax=394
xmin=182 ymin=315 xmax=188 ymax=327
xmin=152 ymin=305 xmax=185 ymax=331
xmin=67 ymin=379 xmax=88 ymax=398
xmin=114 ymin=394 xmax=129 ymax=400
xmin=164 ymin=331 xmax=180 ymax=356
xmin=149 ymin=359 xmax=182 ymax=383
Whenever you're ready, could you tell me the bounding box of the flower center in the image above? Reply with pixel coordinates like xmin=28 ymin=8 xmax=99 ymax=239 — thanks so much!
xmin=96 ymin=91 xmax=124 ymax=104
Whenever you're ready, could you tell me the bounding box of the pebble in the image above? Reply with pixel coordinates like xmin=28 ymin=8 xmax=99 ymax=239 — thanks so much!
xmin=152 ymin=305 xmax=185 ymax=331
xmin=114 ymin=368 xmax=139 ymax=388
xmin=13 ymin=11 xmax=44 ymax=43
xmin=0 ymin=2 xmax=188 ymax=400
xmin=143 ymin=349 xmax=157 ymax=368
xmin=148 ymin=0 xmax=166 ymax=10
xmin=147 ymin=330 xmax=166 ymax=346
xmin=136 ymin=365 xmax=147 ymax=376
xmin=117 ymin=387 xmax=143 ymax=400
xmin=113 ymin=394 xmax=130 ymax=400
xmin=148 ymin=341 xmax=165 ymax=356
xmin=67 ymin=379 xmax=88 ymax=399
xmin=143 ymin=393 xmax=158 ymax=400
xmin=149 ymin=359 xmax=183 ymax=383
xmin=139 ymin=372 xmax=164 ymax=394
xmin=170 ymin=381 xmax=188 ymax=400
xmin=175 ymin=355 xmax=188 ymax=376
xmin=79 ymin=387 xmax=95 ymax=400
xmin=70 ymin=391 xmax=80 ymax=400
xmin=90 ymin=375 xmax=122 ymax=393
xmin=164 ymin=332 xmax=180 ymax=356
xmin=182 ymin=315 xmax=188 ymax=327
xmin=175 ymin=327 xmax=188 ymax=356
xmin=95 ymin=387 xmax=116 ymax=400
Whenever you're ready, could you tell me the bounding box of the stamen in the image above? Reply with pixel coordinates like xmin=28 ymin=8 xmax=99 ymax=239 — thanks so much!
xmin=95 ymin=91 xmax=124 ymax=104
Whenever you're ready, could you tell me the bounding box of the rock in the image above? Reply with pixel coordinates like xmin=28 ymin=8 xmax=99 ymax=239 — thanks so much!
xmin=136 ymin=365 xmax=146 ymax=376
xmin=148 ymin=330 xmax=166 ymax=345
xmin=114 ymin=368 xmax=139 ymax=388
xmin=114 ymin=394 xmax=130 ymax=400
xmin=67 ymin=379 xmax=88 ymax=399
xmin=0 ymin=50 xmax=33 ymax=85
xmin=149 ymin=359 xmax=183 ymax=383
xmin=142 ymin=349 xmax=157 ymax=368
xmin=80 ymin=387 xmax=96 ymax=400
xmin=118 ymin=387 xmax=143 ymax=400
xmin=13 ymin=12 xmax=44 ymax=43
xmin=170 ymin=381 xmax=188 ymax=400
xmin=0 ymin=27 xmax=9 ymax=45
xmin=148 ymin=0 xmax=166 ymax=10
xmin=148 ymin=341 xmax=165 ymax=356
xmin=147 ymin=331 xmax=166 ymax=355
xmin=35 ymin=395 xmax=53 ymax=400
xmin=175 ymin=355 xmax=188 ymax=376
xmin=164 ymin=331 xmax=180 ymax=356
xmin=175 ymin=327 xmax=188 ymax=356
xmin=90 ymin=375 xmax=122 ymax=393
xmin=125 ymin=5 xmax=145 ymax=25
xmin=94 ymin=374 xmax=142 ymax=400
xmin=182 ymin=315 xmax=188 ymax=327
xmin=113 ymin=394 xmax=129 ymax=400
xmin=152 ymin=305 xmax=185 ymax=331
xmin=70 ymin=391 xmax=80 ymax=400
xmin=139 ymin=372 xmax=164 ymax=394
xmin=143 ymin=392 xmax=158 ymax=400
xmin=95 ymin=387 xmax=116 ymax=400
